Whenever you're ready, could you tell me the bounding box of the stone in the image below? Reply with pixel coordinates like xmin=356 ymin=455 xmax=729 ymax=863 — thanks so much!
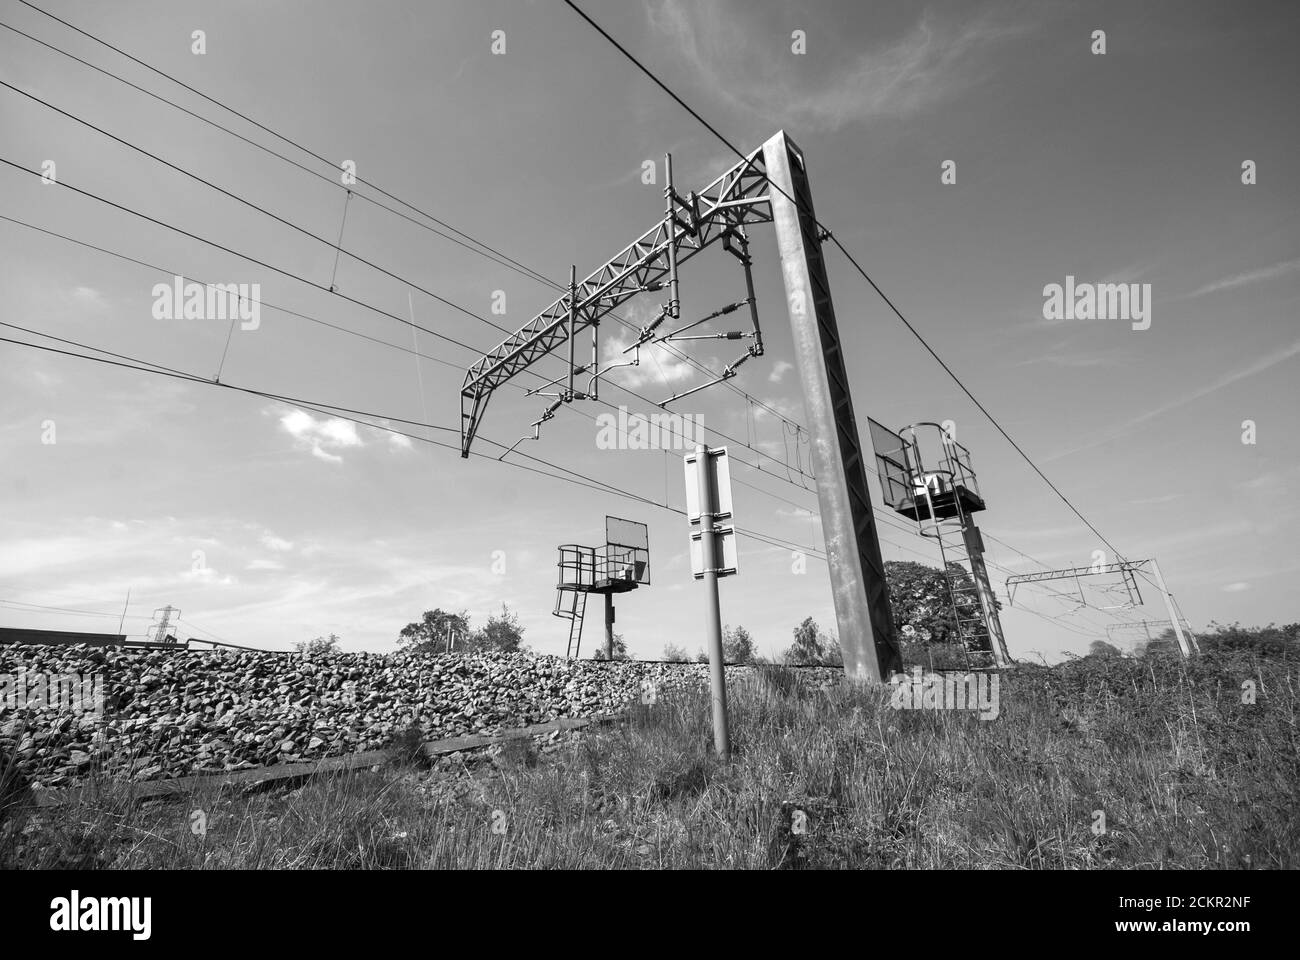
xmin=0 ymin=645 xmax=760 ymax=787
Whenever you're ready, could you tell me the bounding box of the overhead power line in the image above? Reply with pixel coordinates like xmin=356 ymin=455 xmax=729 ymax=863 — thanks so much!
xmin=0 ymin=211 xmax=815 ymax=542
xmin=1 ymin=10 xmax=806 ymax=439
xmin=0 ymin=145 xmax=814 ymax=488
xmin=0 ymin=330 xmax=821 ymax=562
xmin=0 ymin=19 xmax=556 ymax=290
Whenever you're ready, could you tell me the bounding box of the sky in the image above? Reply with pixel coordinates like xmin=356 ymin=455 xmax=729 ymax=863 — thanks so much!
xmin=1 ymin=0 xmax=1296 ymax=662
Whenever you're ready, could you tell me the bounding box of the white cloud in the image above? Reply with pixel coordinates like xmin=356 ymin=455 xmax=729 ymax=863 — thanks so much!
xmin=769 ymin=361 xmax=793 ymax=383
xmin=388 ymin=433 xmax=413 ymax=451
xmin=279 ymin=408 xmax=363 ymax=462
xmin=261 ymin=534 xmax=294 ymax=552
xmin=31 ymin=368 xmax=62 ymax=390
xmin=1015 ymin=346 xmax=1123 ymax=368
xmin=1223 ymin=582 xmax=1251 ymax=593
xmin=246 ymin=559 xmax=284 ymax=571
xmin=647 ymin=1 xmax=1032 ymax=131
xmin=601 ymin=332 xmax=696 ymax=390
xmin=70 ymin=285 xmax=105 ymax=306
xmin=182 ymin=565 xmax=236 ymax=586
xmin=750 ymin=395 xmax=802 ymax=422
xmin=1045 ymin=338 xmax=1300 ymax=462
xmin=1188 ymin=258 xmax=1300 ymax=298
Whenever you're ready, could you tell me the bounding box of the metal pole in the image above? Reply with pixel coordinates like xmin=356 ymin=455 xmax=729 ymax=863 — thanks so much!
xmin=762 ymin=131 xmax=901 ymax=683
xmin=695 ymin=444 xmax=730 ymax=758
xmin=605 ymin=592 xmax=614 ymax=661
xmin=664 ymin=153 xmax=680 ymax=320
xmin=1150 ymin=558 xmax=1192 ymax=659
xmin=738 ymin=231 xmax=764 ymax=355
xmin=567 ymin=264 xmax=577 ymax=400
xmin=591 ymin=317 xmax=599 ymax=401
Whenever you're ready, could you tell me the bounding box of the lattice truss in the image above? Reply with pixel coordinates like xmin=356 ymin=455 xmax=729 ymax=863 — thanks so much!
xmin=460 ymin=149 xmax=775 ymax=458
xmin=1004 ymin=559 xmax=1199 ymax=655
xmin=1006 ymin=560 xmax=1145 ymax=613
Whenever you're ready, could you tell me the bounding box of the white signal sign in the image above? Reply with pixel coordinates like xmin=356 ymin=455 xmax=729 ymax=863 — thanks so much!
xmin=690 ymin=525 xmax=738 ymax=579
xmin=684 ymin=446 xmax=737 ymax=579
xmin=684 ymin=447 xmax=733 ymax=524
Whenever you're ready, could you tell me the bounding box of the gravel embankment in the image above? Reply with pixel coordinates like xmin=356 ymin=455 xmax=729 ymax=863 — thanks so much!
xmin=0 ymin=645 xmax=842 ymax=789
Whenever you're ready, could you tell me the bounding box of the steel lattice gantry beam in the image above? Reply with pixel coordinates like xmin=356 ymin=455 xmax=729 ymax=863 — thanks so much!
xmin=1005 ymin=556 xmax=1194 ymax=659
xmin=1005 ymin=560 xmax=1152 ymax=586
xmin=460 ymin=130 xmax=903 ymax=682
xmin=459 ymin=145 xmax=775 ymax=457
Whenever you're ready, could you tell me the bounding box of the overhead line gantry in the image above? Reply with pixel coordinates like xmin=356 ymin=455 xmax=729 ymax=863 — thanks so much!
xmin=460 ymin=131 xmax=902 ymax=682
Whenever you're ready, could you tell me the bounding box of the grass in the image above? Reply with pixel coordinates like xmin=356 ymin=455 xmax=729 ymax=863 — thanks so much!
xmin=2 ymin=641 xmax=1296 ymax=869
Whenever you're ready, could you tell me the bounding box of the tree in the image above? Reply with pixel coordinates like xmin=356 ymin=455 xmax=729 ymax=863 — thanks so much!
xmin=784 ymin=617 xmax=828 ymax=664
xmin=1198 ymin=621 xmax=1299 ymax=659
xmin=662 ymin=643 xmax=689 ymax=662
xmin=592 ymin=632 xmax=629 ymax=661
xmin=296 ymin=633 xmax=341 ymax=656
xmin=818 ymin=627 xmax=844 ymax=667
xmin=1136 ymin=627 xmax=1181 ymax=658
xmin=779 ymin=617 xmax=843 ymax=666
xmin=1088 ymin=640 xmax=1123 ymax=658
xmin=885 ymin=560 xmax=990 ymax=647
xmin=470 ymin=603 xmax=526 ymax=654
xmin=722 ymin=624 xmax=757 ymax=664
xmin=398 ymin=608 xmax=471 ymax=654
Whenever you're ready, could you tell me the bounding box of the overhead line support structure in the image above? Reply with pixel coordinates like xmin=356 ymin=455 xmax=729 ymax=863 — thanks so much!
xmin=459 ymin=145 xmax=770 ymax=457
xmin=461 ymin=131 xmax=902 ymax=682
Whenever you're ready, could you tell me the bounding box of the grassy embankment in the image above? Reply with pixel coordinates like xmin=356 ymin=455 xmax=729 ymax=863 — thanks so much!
xmin=2 ymin=630 xmax=1296 ymax=869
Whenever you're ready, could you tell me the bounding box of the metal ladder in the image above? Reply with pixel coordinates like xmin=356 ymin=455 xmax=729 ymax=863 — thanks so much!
xmin=916 ymin=478 xmax=995 ymax=669
xmin=553 ymin=589 xmax=588 ymax=659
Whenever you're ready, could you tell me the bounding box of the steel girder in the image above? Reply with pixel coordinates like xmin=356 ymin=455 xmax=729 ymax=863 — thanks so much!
xmin=761 ymin=131 xmax=902 ymax=682
xmin=460 ymin=147 xmax=773 ymax=457
xmin=1005 ymin=559 xmax=1150 ymax=606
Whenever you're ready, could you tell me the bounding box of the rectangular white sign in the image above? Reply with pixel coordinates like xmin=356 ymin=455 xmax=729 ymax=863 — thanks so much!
xmin=689 ymin=525 xmax=738 ymax=579
xmin=683 ymin=447 xmax=733 ymax=524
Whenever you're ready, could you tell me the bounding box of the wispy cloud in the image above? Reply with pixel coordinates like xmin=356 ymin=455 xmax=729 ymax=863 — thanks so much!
xmin=70 ymin=285 xmax=106 ymax=306
xmin=1044 ymin=338 xmax=1300 ymax=462
xmin=646 ymin=0 xmax=1033 ymax=131
xmin=601 ymin=331 xmax=696 ymax=390
xmin=1128 ymin=493 xmax=1181 ymax=506
xmin=1187 ymin=258 xmax=1300 ymax=298
xmin=1015 ymin=344 xmax=1125 ymax=368
xmin=1100 ymin=262 xmax=1156 ymax=286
